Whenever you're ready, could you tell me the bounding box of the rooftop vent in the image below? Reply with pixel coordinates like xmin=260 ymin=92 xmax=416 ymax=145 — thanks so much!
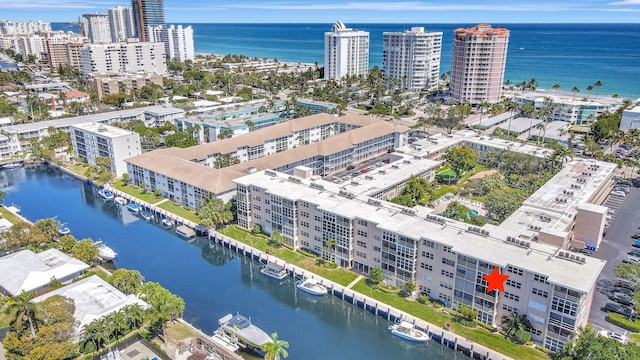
xmin=264 ymin=170 xmax=277 ymax=177
xmin=426 ymin=214 xmax=446 ymax=224
xmin=310 ymin=182 xmax=324 ymax=191
xmin=288 ymin=176 xmax=302 ymax=184
xmin=401 ymin=208 xmax=416 ymax=216
xmin=367 ymin=199 xmax=382 ymax=207
xmin=338 ymin=190 xmax=355 ymax=199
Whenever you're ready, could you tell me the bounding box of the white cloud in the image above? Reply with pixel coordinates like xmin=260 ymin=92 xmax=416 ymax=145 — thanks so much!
xmin=609 ymin=0 xmax=640 ymax=5
xmin=225 ymin=2 xmax=584 ymax=12
xmin=0 ymin=0 xmax=112 ymax=9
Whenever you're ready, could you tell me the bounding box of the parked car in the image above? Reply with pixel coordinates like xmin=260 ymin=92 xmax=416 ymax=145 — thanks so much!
xmin=629 ymin=249 xmax=640 ymax=257
xmin=617 ymin=180 xmax=633 ymax=187
xmin=610 ymin=292 xmax=636 ymax=306
xmin=631 ymin=234 xmax=640 ymax=240
xmin=346 ymin=165 xmax=355 ymax=170
xmin=611 ymin=190 xmax=627 ymax=197
xmin=602 ymin=302 xmax=634 ymax=317
xmin=632 ymin=177 xmax=640 ymax=187
xmin=360 ymin=168 xmax=370 ymax=173
xmin=613 ymin=286 xmax=635 ymax=297
xmin=624 ymin=255 xmax=640 ymax=264
xmin=616 ymin=280 xmax=639 ymax=292
xmin=375 ymin=162 xmax=384 ymax=167
xmin=614 ymin=186 xmax=630 ymax=193
xmin=599 ymin=330 xmax=630 ymax=344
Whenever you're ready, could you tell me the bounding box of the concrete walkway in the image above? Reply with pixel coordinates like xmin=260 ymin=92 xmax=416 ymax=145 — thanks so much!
xmin=345 ymin=274 xmax=364 ymax=289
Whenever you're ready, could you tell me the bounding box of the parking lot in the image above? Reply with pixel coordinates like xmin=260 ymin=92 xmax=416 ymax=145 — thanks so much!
xmin=589 ymin=185 xmax=640 ymax=334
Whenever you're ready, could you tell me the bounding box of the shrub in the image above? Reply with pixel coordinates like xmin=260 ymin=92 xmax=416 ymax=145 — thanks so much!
xmin=251 ymin=224 xmax=263 ymax=235
xmin=512 ymin=328 xmax=531 ymax=345
xmin=417 ymin=294 xmax=430 ymax=304
xmin=607 ymin=313 xmax=640 ymax=332
xmin=296 ymin=248 xmax=319 ymax=258
xmin=378 ymin=285 xmax=401 ymax=295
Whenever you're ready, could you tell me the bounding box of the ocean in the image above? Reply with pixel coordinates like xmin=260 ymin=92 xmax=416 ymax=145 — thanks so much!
xmin=52 ymin=23 xmax=640 ymax=99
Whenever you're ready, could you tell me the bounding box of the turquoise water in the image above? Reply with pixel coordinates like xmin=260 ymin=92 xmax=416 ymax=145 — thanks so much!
xmin=0 ymin=166 xmax=463 ymax=360
xmin=47 ymin=23 xmax=640 ymax=99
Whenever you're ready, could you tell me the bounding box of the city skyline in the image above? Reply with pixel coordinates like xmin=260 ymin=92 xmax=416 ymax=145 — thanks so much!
xmin=1 ymin=0 xmax=640 ymax=23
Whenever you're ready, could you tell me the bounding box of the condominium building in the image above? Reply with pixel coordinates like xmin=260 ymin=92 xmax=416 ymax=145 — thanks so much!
xmin=0 ymin=34 xmax=48 ymax=58
xmin=382 ymin=27 xmax=443 ymax=92
xmin=109 ymin=6 xmax=136 ymax=42
xmin=131 ymin=0 xmax=165 ymax=42
xmin=0 ymin=20 xmax=51 ymax=35
xmin=619 ymin=100 xmax=640 ymax=131
xmin=70 ymin=123 xmax=141 ymax=177
xmin=149 ymin=25 xmax=194 ymax=62
xmin=324 ymin=20 xmax=369 ymax=80
xmin=46 ymin=36 xmax=88 ymax=68
xmin=233 ymin=160 xmax=611 ymax=351
xmin=79 ymin=41 xmax=166 ymax=75
xmin=450 ymin=24 xmax=509 ymax=104
xmin=124 ymin=114 xmax=408 ymax=206
xmin=89 ymin=72 xmax=164 ymax=100
xmin=81 ymin=13 xmax=112 ymax=44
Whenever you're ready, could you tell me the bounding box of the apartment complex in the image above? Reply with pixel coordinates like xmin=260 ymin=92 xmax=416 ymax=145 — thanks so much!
xmin=70 ymin=123 xmax=141 ymax=177
xmin=79 ymin=40 xmax=166 ymax=75
xmin=131 ymin=0 xmax=165 ymax=42
xmin=619 ymin=100 xmax=640 ymax=131
xmin=149 ymin=24 xmax=195 ymax=62
xmin=450 ymin=24 xmax=509 ymax=104
xmin=124 ymin=114 xmax=408 ymax=206
xmin=46 ymin=36 xmax=88 ymax=68
xmin=0 ymin=20 xmax=51 ymax=35
xmin=81 ymin=13 xmax=112 ymax=44
xmin=382 ymin=27 xmax=443 ymax=92
xmin=324 ymin=21 xmax=369 ymax=80
xmin=234 ymin=160 xmax=611 ymax=351
xmin=89 ymin=72 xmax=163 ymax=100
xmin=109 ymin=6 xmax=137 ymax=42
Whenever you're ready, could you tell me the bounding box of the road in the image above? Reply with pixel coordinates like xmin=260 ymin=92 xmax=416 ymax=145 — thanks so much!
xmin=588 ymin=186 xmax=640 ymax=335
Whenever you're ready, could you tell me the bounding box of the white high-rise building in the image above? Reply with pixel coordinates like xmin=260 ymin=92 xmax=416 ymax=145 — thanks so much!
xmin=0 ymin=20 xmax=51 ymax=35
xmin=82 ymin=13 xmax=112 ymax=44
xmin=383 ymin=27 xmax=443 ymax=92
xmin=450 ymin=24 xmax=509 ymax=104
xmin=108 ymin=6 xmax=136 ymax=42
xmin=79 ymin=41 xmax=166 ymax=75
xmin=324 ymin=20 xmax=369 ymax=80
xmin=149 ymin=25 xmax=194 ymax=62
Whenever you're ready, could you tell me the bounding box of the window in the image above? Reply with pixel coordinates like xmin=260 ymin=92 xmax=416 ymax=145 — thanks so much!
xmin=356 ymin=251 xmax=366 ymax=259
xmin=442 ymin=258 xmax=455 ymax=267
xmin=502 ymin=304 xmax=516 ymax=312
xmin=441 ymin=270 xmax=454 ymax=278
xmin=506 ymin=279 xmax=522 ymax=289
xmin=507 ymin=266 xmax=523 ymax=276
xmin=532 ymin=288 xmax=549 ymax=298
xmin=301 ymin=221 xmax=309 ymax=227
xmin=534 ymin=274 xmax=550 ymax=284
xmin=373 ymin=246 xmax=381 ymax=252
xmin=357 ymin=229 xmax=368 ymax=237
xmin=423 ymin=239 xmax=436 ymax=248
xmin=440 ymin=281 xmax=453 ymax=290
xmin=504 ymin=292 xmax=520 ymax=302
xmin=443 ymin=246 xmax=454 ymax=254
xmin=421 ymin=251 xmax=434 ymax=259
xmin=420 ymin=263 xmax=433 ymax=271
xmin=552 ymin=297 xmax=577 ymax=317
xmin=300 ymin=211 xmax=309 ymax=218
xmin=356 ymin=240 xmax=367 ymax=248
xmin=358 ymin=219 xmax=368 ymax=226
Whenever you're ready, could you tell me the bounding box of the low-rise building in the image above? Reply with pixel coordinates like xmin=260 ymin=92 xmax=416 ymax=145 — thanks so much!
xmin=89 ymin=72 xmax=164 ymax=100
xmin=32 ymin=275 xmax=148 ymax=339
xmin=0 ymin=249 xmax=90 ymax=297
xmin=70 ymin=123 xmax=141 ymax=177
xmin=619 ymin=99 xmax=640 ymax=131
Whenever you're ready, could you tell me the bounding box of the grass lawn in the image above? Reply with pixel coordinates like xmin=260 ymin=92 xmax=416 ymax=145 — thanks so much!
xmin=219 ymin=225 xmax=359 ymax=286
xmin=0 ymin=207 xmax=25 ymax=225
xmin=437 ymin=168 xmax=457 ymax=177
xmin=630 ymin=333 xmax=640 ymax=343
xmin=166 ymin=321 xmax=201 ymax=342
xmin=111 ymin=182 xmax=164 ymax=205
xmin=352 ymin=279 xmax=547 ymax=360
xmin=63 ymin=162 xmax=89 ymax=178
xmin=0 ymin=303 xmax=16 ymax=328
xmin=157 ymin=201 xmax=200 ymax=223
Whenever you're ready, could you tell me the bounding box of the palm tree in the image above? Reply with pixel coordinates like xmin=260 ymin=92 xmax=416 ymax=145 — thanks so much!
xmin=503 ymin=99 xmax=518 ymax=135
xmin=263 ymin=332 xmax=289 ymax=360
xmin=593 ymin=80 xmax=603 ymax=99
xmin=586 ymin=85 xmax=594 ymax=100
xmin=552 ymin=83 xmax=561 ymax=95
xmin=325 ymin=238 xmax=337 ymax=263
xmin=571 ymin=86 xmax=579 ymax=100
xmin=81 ymin=320 xmax=100 ymax=350
xmin=536 ymin=123 xmax=547 ymax=145
xmin=8 ymin=290 xmax=38 ymax=337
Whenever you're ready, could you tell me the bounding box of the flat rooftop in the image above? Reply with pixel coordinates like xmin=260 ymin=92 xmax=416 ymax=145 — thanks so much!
xmin=496 ymin=117 xmax=542 ymax=134
xmin=71 ymin=122 xmax=138 ymax=138
xmin=235 ymin=170 xmax=606 ymax=294
xmin=513 ymin=89 xmax=623 ymax=108
xmin=528 ymin=120 xmax=571 ymax=142
xmin=468 ymin=112 xmax=512 ymax=129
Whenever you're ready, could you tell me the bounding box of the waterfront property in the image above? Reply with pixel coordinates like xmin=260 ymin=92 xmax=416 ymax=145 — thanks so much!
xmin=324 ymin=20 xmax=369 ymax=80
xmin=31 ymin=275 xmax=148 ymax=339
xmin=382 ymin=27 xmax=443 ymax=93
xmin=233 ymin=161 xmax=612 ymax=351
xmin=449 ymin=24 xmax=509 ymax=104
xmin=125 ymin=113 xmax=408 ymax=206
xmin=70 ymin=122 xmax=141 ymax=177
xmin=0 ymin=248 xmax=90 ymax=296
xmin=79 ymin=41 xmax=167 ymax=75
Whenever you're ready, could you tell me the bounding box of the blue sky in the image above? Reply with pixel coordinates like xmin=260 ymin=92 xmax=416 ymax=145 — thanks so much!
xmin=1 ymin=0 xmax=639 ymax=23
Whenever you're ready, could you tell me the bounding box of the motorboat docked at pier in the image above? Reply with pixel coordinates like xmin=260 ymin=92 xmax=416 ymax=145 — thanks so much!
xmin=126 ymin=203 xmax=141 ymax=214
xmin=296 ymin=277 xmax=328 ymax=296
xmin=260 ymin=262 xmax=288 ymax=280
xmin=98 ymin=188 xmax=115 ymax=201
xmin=162 ymin=218 xmax=175 ymax=228
xmin=57 ymin=224 xmax=70 ymax=236
xmin=211 ymin=327 xmax=239 ymax=353
xmin=389 ymin=320 xmax=429 ymax=342
xmin=176 ymin=225 xmax=196 ymax=239
xmin=94 ymin=240 xmax=117 ymax=261
xmin=114 ymin=196 xmax=126 ymax=206
xmin=218 ymin=313 xmax=272 ymax=350
xmin=140 ymin=211 xmax=153 ymax=221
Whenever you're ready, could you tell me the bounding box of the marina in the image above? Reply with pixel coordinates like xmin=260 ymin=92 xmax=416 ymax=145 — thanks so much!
xmin=218 ymin=313 xmax=272 ymax=351
xmin=296 ymin=277 xmax=328 ymax=296
xmin=260 ymin=262 xmax=288 ymax=281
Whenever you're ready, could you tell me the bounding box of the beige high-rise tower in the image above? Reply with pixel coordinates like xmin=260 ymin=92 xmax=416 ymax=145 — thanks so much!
xmin=450 ymin=24 xmax=509 ymax=104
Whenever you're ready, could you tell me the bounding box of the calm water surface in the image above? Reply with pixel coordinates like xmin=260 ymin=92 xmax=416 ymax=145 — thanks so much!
xmin=1 ymin=166 xmax=463 ymax=360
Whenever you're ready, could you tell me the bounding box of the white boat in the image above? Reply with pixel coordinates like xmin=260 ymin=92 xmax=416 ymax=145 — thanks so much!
xmin=57 ymin=225 xmax=70 ymax=236
xmin=98 ymin=188 xmax=115 ymax=201
xmin=114 ymin=197 xmax=126 ymax=206
xmin=127 ymin=203 xmax=141 ymax=214
xmin=219 ymin=313 xmax=272 ymax=350
xmin=2 ymin=162 xmax=21 ymax=169
xmin=389 ymin=320 xmax=429 ymax=342
xmin=260 ymin=262 xmax=288 ymax=280
xmin=176 ymin=225 xmax=196 ymax=239
xmin=94 ymin=240 xmax=117 ymax=261
xmin=162 ymin=218 xmax=175 ymax=228
xmin=211 ymin=327 xmax=239 ymax=352
xmin=296 ymin=277 xmax=328 ymax=296
xmin=140 ymin=211 xmax=153 ymax=221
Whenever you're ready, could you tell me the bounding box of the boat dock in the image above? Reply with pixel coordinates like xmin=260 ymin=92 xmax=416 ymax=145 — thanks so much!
xmin=176 ymin=319 xmax=243 ymax=360
xmin=210 ymin=231 xmax=513 ymax=360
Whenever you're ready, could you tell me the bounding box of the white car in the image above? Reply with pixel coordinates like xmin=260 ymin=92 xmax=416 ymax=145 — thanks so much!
xmin=598 ymin=330 xmax=629 ymax=344
xmin=611 ymin=190 xmax=627 ymax=197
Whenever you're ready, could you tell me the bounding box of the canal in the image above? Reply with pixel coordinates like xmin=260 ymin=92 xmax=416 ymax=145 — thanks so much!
xmin=1 ymin=166 xmax=462 ymax=360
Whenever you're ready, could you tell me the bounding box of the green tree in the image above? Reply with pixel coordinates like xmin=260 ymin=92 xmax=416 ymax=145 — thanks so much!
xmin=197 ymin=196 xmax=233 ymax=229
xmin=139 ymin=282 xmax=185 ymax=345
xmin=485 ymin=189 xmax=523 ymax=222
xmin=165 ymin=132 xmax=197 ymax=148
xmin=391 ymin=175 xmax=434 ymax=207
xmin=270 ymin=230 xmax=287 ymax=248
xmin=109 ymin=268 xmax=145 ymax=294
xmin=263 ymin=332 xmax=289 ymax=360
xmin=57 ymin=234 xmax=77 ymax=252
xmin=501 ymin=311 xmax=532 ymax=344
xmin=369 ymin=266 xmax=383 ymax=288
xmin=71 ymin=238 xmax=99 ymax=265
xmin=434 ymin=106 xmax=462 ymax=134
xmin=479 ymin=173 xmax=505 ymax=194
xmin=551 ymin=327 xmax=640 ymax=360
xmin=457 ymin=305 xmax=478 ymax=322
xmin=443 ymin=146 xmax=478 ymax=176
xmin=404 ymin=277 xmax=416 ymax=295
xmin=7 ymin=290 xmax=38 ymax=337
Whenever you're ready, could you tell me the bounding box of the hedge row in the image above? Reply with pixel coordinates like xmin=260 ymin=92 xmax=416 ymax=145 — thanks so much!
xmin=607 ymin=313 xmax=640 ymax=332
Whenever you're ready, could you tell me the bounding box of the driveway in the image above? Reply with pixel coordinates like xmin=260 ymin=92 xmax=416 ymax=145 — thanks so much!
xmin=589 ymin=187 xmax=640 ymax=334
